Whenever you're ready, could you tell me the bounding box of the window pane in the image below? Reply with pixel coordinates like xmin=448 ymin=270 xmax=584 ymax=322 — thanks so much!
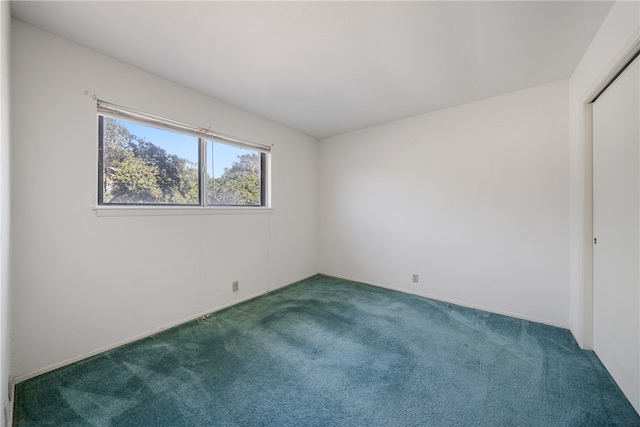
xmin=100 ymin=116 xmax=199 ymax=205
xmin=206 ymin=140 xmax=262 ymax=206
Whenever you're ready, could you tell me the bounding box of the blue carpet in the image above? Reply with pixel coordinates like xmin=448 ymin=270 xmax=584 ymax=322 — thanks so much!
xmin=13 ymin=275 xmax=640 ymax=426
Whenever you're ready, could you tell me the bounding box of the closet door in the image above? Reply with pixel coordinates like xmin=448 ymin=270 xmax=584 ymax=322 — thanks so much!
xmin=593 ymin=56 xmax=640 ymax=413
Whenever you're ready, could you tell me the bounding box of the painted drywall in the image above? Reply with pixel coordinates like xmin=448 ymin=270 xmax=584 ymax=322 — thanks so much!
xmin=0 ymin=1 xmax=11 ymax=425
xmin=319 ymin=80 xmax=570 ymax=327
xmin=568 ymin=0 xmax=640 ymax=350
xmin=10 ymin=19 xmax=318 ymax=378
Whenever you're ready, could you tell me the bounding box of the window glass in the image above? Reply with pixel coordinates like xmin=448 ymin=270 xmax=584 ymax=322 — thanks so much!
xmin=100 ymin=116 xmax=199 ymax=205
xmin=98 ymin=109 xmax=268 ymax=208
xmin=206 ymin=140 xmax=262 ymax=206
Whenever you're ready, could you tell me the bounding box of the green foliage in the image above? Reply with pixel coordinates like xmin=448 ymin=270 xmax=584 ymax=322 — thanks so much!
xmin=209 ymin=153 xmax=261 ymax=206
xmin=102 ymin=118 xmax=198 ymax=204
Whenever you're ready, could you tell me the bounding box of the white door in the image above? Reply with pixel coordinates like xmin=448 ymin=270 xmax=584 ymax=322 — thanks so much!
xmin=593 ymin=56 xmax=640 ymax=413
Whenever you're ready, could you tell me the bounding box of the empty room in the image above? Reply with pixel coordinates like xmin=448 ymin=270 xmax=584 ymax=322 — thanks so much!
xmin=1 ymin=0 xmax=640 ymax=425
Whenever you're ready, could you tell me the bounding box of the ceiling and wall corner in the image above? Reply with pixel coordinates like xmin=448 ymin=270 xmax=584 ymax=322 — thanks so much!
xmin=10 ymin=1 xmax=614 ymax=139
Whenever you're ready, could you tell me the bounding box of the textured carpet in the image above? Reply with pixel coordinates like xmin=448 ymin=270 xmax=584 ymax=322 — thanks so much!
xmin=13 ymin=275 xmax=640 ymax=426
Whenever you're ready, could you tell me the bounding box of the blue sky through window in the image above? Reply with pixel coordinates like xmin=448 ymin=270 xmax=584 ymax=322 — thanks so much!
xmin=117 ymin=119 xmax=251 ymax=178
xmin=208 ymin=141 xmax=257 ymax=179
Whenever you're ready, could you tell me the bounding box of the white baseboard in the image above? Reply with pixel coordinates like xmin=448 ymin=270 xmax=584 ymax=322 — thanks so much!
xmin=14 ymin=271 xmax=569 ymax=387
xmin=13 ymin=273 xmax=317 ymax=385
xmin=319 ymin=271 xmax=570 ymax=330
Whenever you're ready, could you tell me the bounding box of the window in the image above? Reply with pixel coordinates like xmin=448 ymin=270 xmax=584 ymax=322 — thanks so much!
xmin=97 ymin=101 xmax=269 ymax=207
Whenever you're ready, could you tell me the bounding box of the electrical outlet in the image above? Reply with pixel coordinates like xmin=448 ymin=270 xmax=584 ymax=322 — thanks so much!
xmin=232 ymin=281 xmax=239 ymax=292
xmin=412 ymin=274 xmax=419 ymax=283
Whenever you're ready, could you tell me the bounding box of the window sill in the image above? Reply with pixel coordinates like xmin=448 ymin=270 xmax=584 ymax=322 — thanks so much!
xmin=94 ymin=206 xmax=273 ymax=217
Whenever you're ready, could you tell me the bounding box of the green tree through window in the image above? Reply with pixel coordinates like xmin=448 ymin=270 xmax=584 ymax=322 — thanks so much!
xmin=207 ymin=145 xmax=261 ymax=206
xmin=102 ymin=117 xmax=199 ymax=204
xmin=99 ymin=114 xmax=266 ymax=207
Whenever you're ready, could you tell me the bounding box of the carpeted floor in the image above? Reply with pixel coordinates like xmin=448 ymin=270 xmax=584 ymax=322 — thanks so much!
xmin=13 ymin=275 xmax=640 ymax=426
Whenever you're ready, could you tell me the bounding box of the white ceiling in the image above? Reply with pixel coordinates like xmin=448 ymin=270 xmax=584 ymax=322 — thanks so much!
xmin=11 ymin=1 xmax=613 ymax=139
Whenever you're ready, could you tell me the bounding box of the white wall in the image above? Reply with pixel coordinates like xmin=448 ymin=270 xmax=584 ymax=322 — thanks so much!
xmin=0 ymin=1 xmax=11 ymax=425
xmin=568 ymin=0 xmax=640 ymax=349
xmin=319 ymin=80 xmax=570 ymax=327
xmin=10 ymin=19 xmax=318 ymax=379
